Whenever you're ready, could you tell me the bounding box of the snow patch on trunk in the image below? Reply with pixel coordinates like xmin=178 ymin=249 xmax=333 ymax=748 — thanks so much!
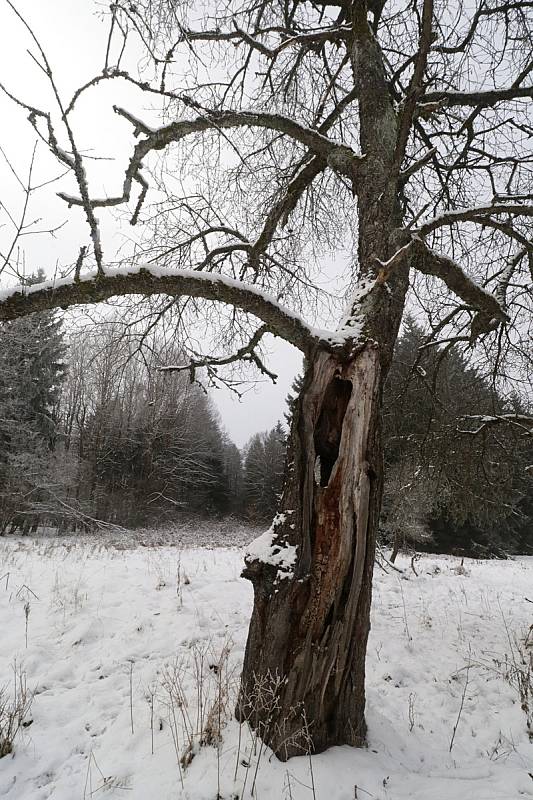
xmin=246 ymin=513 xmax=297 ymax=577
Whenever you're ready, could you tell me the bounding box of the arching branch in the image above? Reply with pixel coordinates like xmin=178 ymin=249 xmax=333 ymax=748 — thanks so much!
xmin=410 ymin=239 xmax=509 ymax=337
xmin=414 ymin=203 xmax=533 ymax=236
xmin=57 ymin=104 xmax=365 ymax=213
xmin=0 ymin=266 xmax=333 ymax=355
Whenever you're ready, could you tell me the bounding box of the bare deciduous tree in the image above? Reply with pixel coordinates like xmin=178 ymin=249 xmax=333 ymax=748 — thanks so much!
xmin=0 ymin=0 xmax=531 ymax=758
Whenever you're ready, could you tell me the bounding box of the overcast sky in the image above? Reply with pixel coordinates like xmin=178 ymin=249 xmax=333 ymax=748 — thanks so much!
xmin=0 ymin=0 xmax=303 ymax=446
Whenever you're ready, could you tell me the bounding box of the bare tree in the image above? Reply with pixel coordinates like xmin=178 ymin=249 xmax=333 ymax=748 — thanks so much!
xmin=58 ymin=319 xmax=234 ymax=523
xmin=0 ymin=0 xmax=531 ymax=758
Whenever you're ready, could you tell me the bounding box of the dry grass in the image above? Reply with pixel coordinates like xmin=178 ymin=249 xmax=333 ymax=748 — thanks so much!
xmin=0 ymin=662 xmax=33 ymax=758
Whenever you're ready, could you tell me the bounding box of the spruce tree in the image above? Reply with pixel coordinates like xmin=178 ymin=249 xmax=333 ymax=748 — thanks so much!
xmin=243 ymin=422 xmax=286 ymax=521
xmin=382 ymin=317 xmax=532 ymax=556
xmin=0 ymin=271 xmax=66 ymax=532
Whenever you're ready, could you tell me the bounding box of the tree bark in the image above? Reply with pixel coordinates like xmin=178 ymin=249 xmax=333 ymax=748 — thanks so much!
xmin=390 ymin=530 xmax=402 ymax=564
xmin=237 ymin=10 xmax=409 ymax=755
xmin=237 ymin=344 xmax=384 ymax=759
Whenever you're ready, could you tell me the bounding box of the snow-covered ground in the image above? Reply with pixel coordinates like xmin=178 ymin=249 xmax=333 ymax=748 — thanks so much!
xmin=1 ymin=531 xmax=532 ymax=800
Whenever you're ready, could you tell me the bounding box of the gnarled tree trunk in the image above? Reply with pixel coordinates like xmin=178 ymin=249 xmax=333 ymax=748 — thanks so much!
xmin=238 ymin=343 xmax=385 ymax=759
xmin=237 ymin=10 xmax=409 ymax=753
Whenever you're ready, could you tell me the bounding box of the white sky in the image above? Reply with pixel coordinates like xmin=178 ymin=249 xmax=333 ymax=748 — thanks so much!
xmin=0 ymin=0 xmax=302 ymax=447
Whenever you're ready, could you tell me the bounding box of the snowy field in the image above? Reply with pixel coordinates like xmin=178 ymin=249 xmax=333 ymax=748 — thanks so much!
xmin=1 ymin=531 xmax=532 ymax=800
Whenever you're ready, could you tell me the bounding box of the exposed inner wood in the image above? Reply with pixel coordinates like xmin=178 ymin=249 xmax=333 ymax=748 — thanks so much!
xmin=313 ymin=376 xmax=353 ymax=487
xmin=238 ymin=345 xmax=382 ymax=759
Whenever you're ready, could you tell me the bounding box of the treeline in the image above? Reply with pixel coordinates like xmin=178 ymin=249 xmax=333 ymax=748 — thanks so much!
xmin=280 ymin=318 xmax=532 ymax=558
xmin=381 ymin=317 xmax=533 ymax=557
xmin=0 ymin=303 xmax=286 ymax=532
xmin=1 ymin=302 xmax=531 ymax=555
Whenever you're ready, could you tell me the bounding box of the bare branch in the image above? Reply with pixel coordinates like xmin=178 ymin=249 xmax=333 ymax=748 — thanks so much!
xmin=231 ymin=22 xmax=350 ymax=58
xmin=423 ymin=86 xmax=533 ymax=108
xmin=250 ymin=155 xmax=327 ymax=262
xmin=399 ymin=147 xmax=438 ymax=181
xmin=56 ymin=104 xmax=364 ymax=214
xmin=2 ymin=0 xmax=105 ymax=274
xmin=394 ymin=0 xmax=434 ymax=172
xmin=160 ymin=324 xmax=278 ymax=383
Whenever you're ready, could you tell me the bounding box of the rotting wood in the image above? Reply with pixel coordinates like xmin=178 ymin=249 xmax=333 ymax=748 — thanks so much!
xmin=238 ymin=345 xmax=382 ymax=759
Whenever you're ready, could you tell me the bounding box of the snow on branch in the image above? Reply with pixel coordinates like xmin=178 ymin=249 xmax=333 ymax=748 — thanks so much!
xmin=422 ymin=85 xmax=533 ymax=108
xmin=458 ymin=414 xmax=533 ymax=436
xmin=0 ymin=265 xmax=341 ymax=355
xmin=414 ymin=203 xmax=533 ymax=236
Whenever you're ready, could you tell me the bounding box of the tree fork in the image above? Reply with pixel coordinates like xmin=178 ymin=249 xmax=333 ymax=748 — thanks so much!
xmin=238 ymin=344 xmax=383 ymax=759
